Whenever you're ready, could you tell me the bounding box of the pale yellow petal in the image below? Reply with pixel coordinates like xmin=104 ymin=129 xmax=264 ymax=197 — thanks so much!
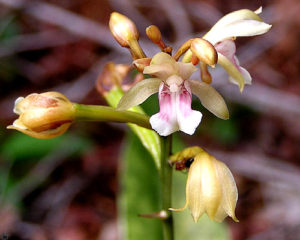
xmin=176 ymin=62 xmax=198 ymax=80
xmin=214 ymin=160 xmax=239 ymax=222
xmin=7 ymin=122 xmax=71 ymax=139
xmin=117 ymin=78 xmax=161 ymax=110
xmin=150 ymin=52 xmax=176 ymax=65
xmin=143 ymin=63 xmax=177 ymax=81
xmin=189 ymin=80 xmax=229 ymax=120
xmin=186 ymin=158 xmax=205 ymax=222
xmin=206 ymin=9 xmax=263 ymax=33
xmin=205 ymin=20 xmax=272 ymax=45
xmin=197 ymin=154 xmax=222 ymax=220
xmin=217 ymin=53 xmax=245 ymax=91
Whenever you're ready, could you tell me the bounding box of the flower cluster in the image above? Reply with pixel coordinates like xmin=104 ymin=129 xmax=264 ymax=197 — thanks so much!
xmin=110 ymin=8 xmax=271 ymax=136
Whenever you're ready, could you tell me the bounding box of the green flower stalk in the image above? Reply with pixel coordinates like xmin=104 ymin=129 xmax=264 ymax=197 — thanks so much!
xmin=8 ymin=91 xmax=152 ymax=139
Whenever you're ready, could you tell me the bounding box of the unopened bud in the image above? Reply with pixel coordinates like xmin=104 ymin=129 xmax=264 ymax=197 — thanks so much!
xmin=190 ymin=38 xmax=218 ymax=66
xmin=7 ymin=92 xmax=75 ymax=139
xmin=146 ymin=25 xmax=162 ymax=44
xmin=109 ymin=12 xmax=139 ymax=48
xmin=133 ymin=58 xmax=151 ymax=72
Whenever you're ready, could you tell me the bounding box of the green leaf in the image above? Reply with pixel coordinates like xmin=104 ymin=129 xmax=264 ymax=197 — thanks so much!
xmin=105 ymin=86 xmax=161 ymax=169
xmin=119 ymin=133 xmax=162 ymax=240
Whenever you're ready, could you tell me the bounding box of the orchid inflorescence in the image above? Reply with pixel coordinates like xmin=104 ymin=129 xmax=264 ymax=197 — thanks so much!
xmin=110 ymin=8 xmax=271 ymax=136
xmin=8 ymin=7 xmax=271 ymax=226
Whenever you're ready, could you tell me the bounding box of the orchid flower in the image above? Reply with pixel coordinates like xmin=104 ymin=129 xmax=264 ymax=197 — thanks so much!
xmin=117 ymin=52 xmax=229 ymax=136
xmin=170 ymin=148 xmax=238 ymax=223
xmin=187 ymin=7 xmax=272 ymax=91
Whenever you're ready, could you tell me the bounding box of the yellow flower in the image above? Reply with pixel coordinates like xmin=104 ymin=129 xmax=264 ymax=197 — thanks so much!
xmin=7 ymin=92 xmax=75 ymax=139
xmin=170 ymin=150 xmax=238 ymax=222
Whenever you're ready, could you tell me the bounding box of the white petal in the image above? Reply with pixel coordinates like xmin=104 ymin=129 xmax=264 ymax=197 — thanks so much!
xmin=176 ymin=82 xmax=202 ymax=135
xmin=189 ymin=80 xmax=229 ymax=120
xmin=205 ymin=8 xmax=264 ymax=35
xmin=205 ymin=20 xmax=272 ymax=45
xmin=238 ymin=66 xmax=252 ymax=85
xmin=117 ymin=78 xmax=161 ymax=110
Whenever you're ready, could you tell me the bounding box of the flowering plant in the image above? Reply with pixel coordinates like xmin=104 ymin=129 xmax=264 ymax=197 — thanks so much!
xmin=7 ymin=7 xmax=271 ymax=240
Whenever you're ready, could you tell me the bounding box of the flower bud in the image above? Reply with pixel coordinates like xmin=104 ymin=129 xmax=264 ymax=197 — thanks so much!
xmin=146 ymin=25 xmax=162 ymax=44
xmin=190 ymin=38 xmax=218 ymax=66
xmin=109 ymin=12 xmax=139 ymax=48
xmin=170 ymin=150 xmax=238 ymax=223
xmin=7 ymin=92 xmax=75 ymax=139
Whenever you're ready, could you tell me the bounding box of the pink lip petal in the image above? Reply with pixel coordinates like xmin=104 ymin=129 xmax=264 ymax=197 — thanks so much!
xmin=176 ymin=83 xmax=202 ymax=135
xmin=150 ymin=83 xmax=179 ymax=136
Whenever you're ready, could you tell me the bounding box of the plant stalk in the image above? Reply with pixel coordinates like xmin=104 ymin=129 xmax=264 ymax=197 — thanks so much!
xmin=73 ymin=103 xmax=151 ymax=129
xmin=160 ymin=135 xmax=173 ymax=240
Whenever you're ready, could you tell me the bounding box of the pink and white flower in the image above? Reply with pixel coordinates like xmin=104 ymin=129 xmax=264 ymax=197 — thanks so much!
xmin=202 ymin=7 xmax=272 ymax=91
xmin=117 ymin=52 xmax=229 ymax=136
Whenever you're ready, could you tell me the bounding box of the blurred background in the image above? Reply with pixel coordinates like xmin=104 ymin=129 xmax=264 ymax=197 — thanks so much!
xmin=1 ymin=0 xmax=300 ymax=239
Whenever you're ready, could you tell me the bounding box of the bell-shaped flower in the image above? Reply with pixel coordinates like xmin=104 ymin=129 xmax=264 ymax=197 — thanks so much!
xmin=203 ymin=7 xmax=272 ymax=91
xmin=170 ymin=151 xmax=238 ymax=223
xmin=7 ymin=92 xmax=75 ymax=139
xmin=117 ymin=52 xmax=229 ymax=136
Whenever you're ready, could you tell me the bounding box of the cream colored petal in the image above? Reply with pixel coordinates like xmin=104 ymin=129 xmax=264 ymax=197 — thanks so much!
xmin=176 ymin=62 xmax=198 ymax=80
xmin=143 ymin=63 xmax=177 ymax=81
xmin=213 ymin=204 xmax=228 ymax=223
xmin=150 ymin=52 xmax=176 ymax=65
xmin=205 ymin=8 xmax=264 ymax=33
xmin=217 ymin=53 xmax=245 ymax=91
xmin=13 ymin=97 xmax=25 ymax=114
xmin=117 ymin=78 xmax=161 ymax=110
xmin=205 ymin=20 xmax=272 ymax=45
xmin=7 ymin=122 xmax=71 ymax=139
xmin=189 ymin=80 xmax=229 ymax=120
xmin=214 ymin=160 xmax=238 ymax=222
xmin=186 ymin=159 xmax=205 ymax=222
xmin=255 ymin=6 xmax=263 ymax=14
xmin=198 ymin=155 xmax=222 ymax=220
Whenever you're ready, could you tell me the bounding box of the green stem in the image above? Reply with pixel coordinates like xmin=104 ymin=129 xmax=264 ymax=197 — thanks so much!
xmin=73 ymin=103 xmax=151 ymax=129
xmin=160 ymin=135 xmax=173 ymax=240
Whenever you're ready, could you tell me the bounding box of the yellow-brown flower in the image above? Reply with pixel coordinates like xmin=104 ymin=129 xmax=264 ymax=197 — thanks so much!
xmin=7 ymin=92 xmax=75 ymax=139
xmin=170 ymin=150 xmax=238 ymax=222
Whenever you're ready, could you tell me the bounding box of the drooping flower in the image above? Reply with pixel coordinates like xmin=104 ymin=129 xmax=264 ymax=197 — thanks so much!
xmin=204 ymin=7 xmax=272 ymax=90
xmin=7 ymin=92 xmax=75 ymax=139
xmin=170 ymin=149 xmax=238 ymax=223
xmin=117 ymin=52 xmax=229 ymax=136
